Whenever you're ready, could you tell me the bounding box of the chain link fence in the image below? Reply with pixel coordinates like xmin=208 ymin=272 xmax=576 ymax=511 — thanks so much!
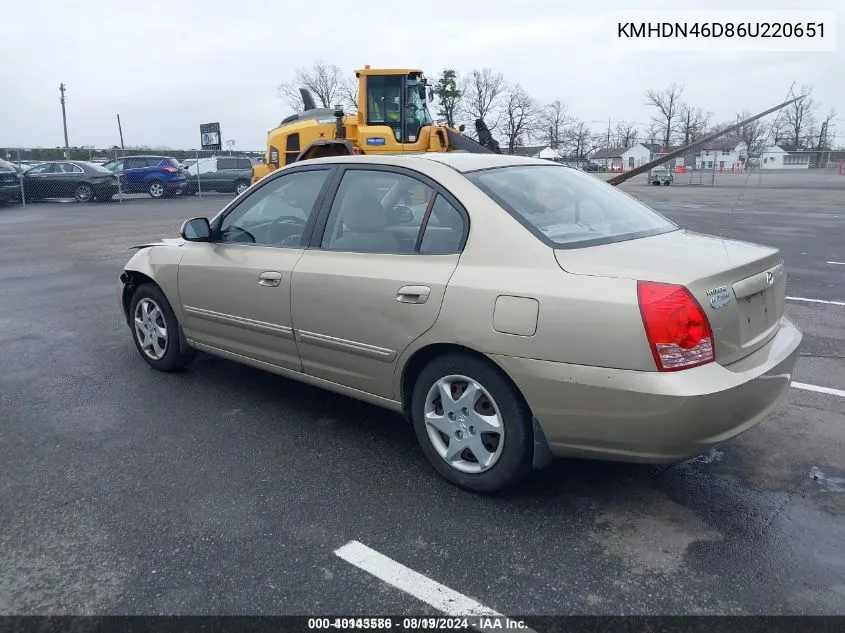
xmin=0 ymin=147 xmax=265 ymax=207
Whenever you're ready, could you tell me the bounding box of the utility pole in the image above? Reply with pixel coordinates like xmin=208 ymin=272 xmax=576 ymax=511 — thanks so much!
xmin=606 ymin=117 xmax=611 ymax=149
xmin=116 ymin=114 xmax=125 ymax=150
xmin=59 ymin=83 xmax=70 ymax=159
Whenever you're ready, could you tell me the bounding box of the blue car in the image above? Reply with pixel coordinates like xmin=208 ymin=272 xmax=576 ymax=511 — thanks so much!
xmin=102 ymin=155 xmax=187 ymax=199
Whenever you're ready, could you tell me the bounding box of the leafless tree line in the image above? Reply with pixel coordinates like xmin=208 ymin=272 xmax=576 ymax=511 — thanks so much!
xmin=645 ymin=82 xmax=838 ymax=156
xmin=278 ymin=62 xmax=839 ymax=160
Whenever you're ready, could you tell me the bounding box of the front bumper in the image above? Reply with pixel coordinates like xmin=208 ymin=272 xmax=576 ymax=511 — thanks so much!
xmin=490 ymin=316 xmax=802 ymax=463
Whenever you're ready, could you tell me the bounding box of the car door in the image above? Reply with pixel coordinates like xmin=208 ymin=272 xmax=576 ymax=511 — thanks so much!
xmin=22 ymin=162 xmax=58 ymax=199
xmin=177 ymin=166 xmax=335 ymax=371
xmin=290 ymin=165 xmax=468 ymax=400
xmin=123 ymin=157 xmax=148 ymax=192
xmin=208 ymin=157 xmax=231 ymax=191
xmin=54 ymin=162 xmax=82 ymax=197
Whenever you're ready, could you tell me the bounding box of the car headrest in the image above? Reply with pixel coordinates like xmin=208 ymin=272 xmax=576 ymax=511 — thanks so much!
xmin=342 ymin=194 xmax=388 ymax=232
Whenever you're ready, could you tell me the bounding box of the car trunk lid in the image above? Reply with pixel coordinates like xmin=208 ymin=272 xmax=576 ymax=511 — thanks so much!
xmin=554 ymin=229 xmax=786 ymax=367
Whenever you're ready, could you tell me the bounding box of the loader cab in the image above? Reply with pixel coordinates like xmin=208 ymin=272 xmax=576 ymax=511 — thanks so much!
xmin=358 ymin=67 xmax=434 ymax=146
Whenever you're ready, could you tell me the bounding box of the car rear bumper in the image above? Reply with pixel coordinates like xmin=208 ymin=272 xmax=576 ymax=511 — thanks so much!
xmin=0 ymin=184 xmax=21 ymax=202
xmin=489 ymin=316 xmax=802 ymax=463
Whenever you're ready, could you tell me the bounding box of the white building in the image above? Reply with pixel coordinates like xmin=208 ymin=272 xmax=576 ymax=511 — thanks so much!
xmin=759 ymin=144 xmax=812 ymax=169
xmin=695 ymin=140 xmax=747 ymax=171
xmin=591 ymin=144 xmax=652 ymax=171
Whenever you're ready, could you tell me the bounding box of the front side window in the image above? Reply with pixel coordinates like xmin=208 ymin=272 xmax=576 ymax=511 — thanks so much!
xmin=26 ymin=163 xmax=56 ymax=174
xmin=321 ymin=169 xmax=435 ymax=254
xmin=218 ymin=169 xmax=329 ymax=247
xmin=367 ymin=75 xmax=402 ymax=126
xmin=468 ymin=165 xmax=676 ymax=248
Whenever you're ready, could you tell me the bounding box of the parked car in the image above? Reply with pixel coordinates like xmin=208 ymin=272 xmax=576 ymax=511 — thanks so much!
xmin=118 ymin=153 xmax=802 ymax=493
xmin=20 ymin=160 xmax=119 ymax=202
xmin=184 ymin=156 xmax=254 ymax=196
xmin=0 ymin=158 xmax=22 ymax=205
xmin=101 ymin=155 xmax=187 ymax=199
xmin=581 ymin=163 xmax=602 ymax=172
xmin=650 ymin=167 xmax=674 ymax=185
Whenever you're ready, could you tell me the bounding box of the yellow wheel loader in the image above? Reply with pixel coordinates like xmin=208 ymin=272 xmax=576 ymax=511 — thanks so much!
xmin=251 ymin=66 xmax=498 ymax=184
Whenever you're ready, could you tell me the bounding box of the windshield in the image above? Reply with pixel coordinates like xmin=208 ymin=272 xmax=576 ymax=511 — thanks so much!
xmin=468 ymin=165 xmax=677 ymax=248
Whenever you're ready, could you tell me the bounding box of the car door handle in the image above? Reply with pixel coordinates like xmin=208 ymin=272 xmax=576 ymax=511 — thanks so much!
xmin=396 ymin=285 xmax=430 ymax=304
xmin=258 ymin=271 xmax=282 ymax=287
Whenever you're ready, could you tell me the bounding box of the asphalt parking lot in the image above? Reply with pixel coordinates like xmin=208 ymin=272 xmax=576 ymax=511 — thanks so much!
xmin=1 ymin=172 xmax=843 ymax=616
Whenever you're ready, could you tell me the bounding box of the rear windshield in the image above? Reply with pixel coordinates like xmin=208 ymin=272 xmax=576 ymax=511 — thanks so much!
xmin=468 ymin=165 xmax=677 ymax=248
xmin=83 ymin=162 xmax=112 ymax=173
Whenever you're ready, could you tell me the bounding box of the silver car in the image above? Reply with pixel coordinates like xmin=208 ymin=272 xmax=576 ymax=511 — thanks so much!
xmin=119 ymin=153 xmax=802 ymax=493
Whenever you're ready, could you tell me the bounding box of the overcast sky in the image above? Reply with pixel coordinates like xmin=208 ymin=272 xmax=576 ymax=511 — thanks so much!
xmin=0 ymin=0 xmax=841 ymax=150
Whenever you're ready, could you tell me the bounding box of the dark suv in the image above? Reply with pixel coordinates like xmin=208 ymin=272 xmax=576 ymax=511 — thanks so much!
xmin=102 ymin=155 xmax=187 ymax=199
xmin=184 ymin=156 xmax=254 ymax=195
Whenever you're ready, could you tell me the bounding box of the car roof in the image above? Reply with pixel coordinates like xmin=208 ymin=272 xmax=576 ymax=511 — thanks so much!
xmin=297 ymin=152 xmax=555 ymax=173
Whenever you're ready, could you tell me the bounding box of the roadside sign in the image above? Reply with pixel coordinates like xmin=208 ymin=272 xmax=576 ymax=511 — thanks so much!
xmin=200 ymin=122 xmax=221 ymax=151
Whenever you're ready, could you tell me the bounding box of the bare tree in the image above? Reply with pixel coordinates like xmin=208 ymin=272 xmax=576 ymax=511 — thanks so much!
xmin=612 ymin=122 xmax=639 ymax=148
xmin=784 ymin=85 xmax=817 ymax=146
xmin=537 ymin=100 xmax=572 ymax=149
xmin=735 ymin=109 xmax=768 ymax=157
xmin=645 ymin=82 xmax=685 ymax=148
xmin=462 ymin=68 xmax=506 ymax=137
xmin=339 ymin=77 xmax=358 ymax=112
xmin=502 ymin=84 xmax=539 ymax=154
xmin=566 ymin=120 xmax=601 ymax=161
xmin=278 ymin=60 xmax=346 ymax=110
xmin=676 ymin=104 xmax=712 ymax=146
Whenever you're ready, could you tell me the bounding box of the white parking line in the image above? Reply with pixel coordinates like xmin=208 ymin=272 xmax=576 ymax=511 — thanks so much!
xmin=335 ymin=540 xmax=530 ymax=631
xmin=786 ymin=296 xmax=845 ymax=306
xmin=827 ymin=261 xmax=845 ymax=266
xmin=793 ymin=382 xmax=845 ymax=398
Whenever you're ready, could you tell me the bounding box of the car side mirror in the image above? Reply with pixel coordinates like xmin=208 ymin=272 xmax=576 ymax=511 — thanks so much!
xmin=181 ymin=217 xmax=211 ymax=241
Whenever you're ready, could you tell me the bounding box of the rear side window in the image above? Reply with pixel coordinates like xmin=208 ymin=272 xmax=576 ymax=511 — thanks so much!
xmin=217 ymin=158 xmax=235 ymax=170
xmin=235 ymin=158 xmax=252 ymax=169
xmin=419 ymin=196 xmax=465 ymax=254
xmin=468 ymin=165 xmax=677 ymax=248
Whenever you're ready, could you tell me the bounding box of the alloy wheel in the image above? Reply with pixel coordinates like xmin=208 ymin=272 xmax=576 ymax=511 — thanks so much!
xmin=74 ymin=185 xmax=93 ymax=203
xmin=149 ymin=183 xmax=164 ymax=198
xmin=133 ymin=298 xmax=168 ymax=360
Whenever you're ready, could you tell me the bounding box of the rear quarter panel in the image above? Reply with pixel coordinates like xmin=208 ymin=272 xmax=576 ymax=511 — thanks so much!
xmin=391 ymin=163 xmax=657 ymax=400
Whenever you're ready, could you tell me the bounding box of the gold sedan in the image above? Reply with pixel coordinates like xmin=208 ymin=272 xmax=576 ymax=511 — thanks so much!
xmin=119 ymin=153 xmax=802 ymax=493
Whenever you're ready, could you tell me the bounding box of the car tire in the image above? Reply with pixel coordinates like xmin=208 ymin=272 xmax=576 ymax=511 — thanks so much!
xmin=410 ymin=352 xmax=533 ymax=494
xmin=148 ymin=180 xmax=166 ymax=199
xmin=235 ymin=180 xmax=249 ymax=196
xmin=129 ymin=283 xmax=196 ymax=372
xmin=74 ymin=184 xmax=94 ymax=203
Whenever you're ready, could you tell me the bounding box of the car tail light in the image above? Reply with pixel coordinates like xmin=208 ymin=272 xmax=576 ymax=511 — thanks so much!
xmin=637 ymin=281 xmax=714 ymax=372
xmin=162 ymin=166 xmax=180 ymax=173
